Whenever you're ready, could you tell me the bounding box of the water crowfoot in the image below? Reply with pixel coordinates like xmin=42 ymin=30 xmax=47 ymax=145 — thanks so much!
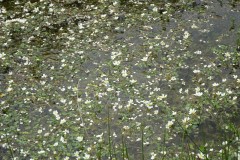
xmin=1 ymin=0 xmax=240 ymax=159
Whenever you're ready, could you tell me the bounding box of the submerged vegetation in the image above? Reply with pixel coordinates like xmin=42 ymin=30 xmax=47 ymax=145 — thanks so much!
xmin=0 ymin=0 xmax=240 ymax=159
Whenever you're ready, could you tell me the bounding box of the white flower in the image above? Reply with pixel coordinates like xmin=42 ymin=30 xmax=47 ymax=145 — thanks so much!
xmin=189 ymin=108 xmax=196 ymax=115
xmin=194 ymin=92 xmax=203 ymax=97
xmin=9 ymin=80 xmax=13 ymax=84
xmin=212 ymin=83 xmax=219 ymax=87
xmin=141 ymin=56 xmax=148 ymax=62
xmin=194 ymin=50 xmax=202 ymax=54
xmin=183 ymin=31 xmax=190 ymax=39
xmin=53 ymin=110 xmax=58 ymax=116
xmin=152 ymin=7 xmax=158 ymax=12
xmin=193 ymin=69 xmax=200 ymax=73
xmin=121 ymin=70 xmax=128 ymax=77
xmin=68 ymin=36 xmax=75 ymax=41
xmin=96 ymin=133 xmax=103 ymax=138
xmin=166 ymin=119 xmax=175 ymax=129
xmin=208 ymin=76 xmax=213 ymax=80
xmin=111 ymin=51 xmax=122 ymax=60
xmin=182 ymin=117 xmax=190 ymax=123
xmin=107 ymin=87 xmax=114 ymax=92
xmin=113 ymin=1 xmax=118 ymax=6
xmin=53 ymin=110 xmax=60 ymax=120
xmin=37 ymin=130 xmax=42 ymax=134
xmin=162 ymin=11 xmax=167 ymax=14
xmin=144 ymin=100 xmax=153 ymax=109
xmin=53 ymin=142 xmax=58 ymax=146
xmin=172 ymin=111 xmax=177 ymax=116
xmin=191 ymin=24 xmax=198 ymax=28
xmin=63 ymin=157 xmax=70 ymax=160
xmin=60 ymin=119 xmax=66 ymax=124
xmin=60 ymin=98 xmax=66 ymax=104
xmin=60 ymin=136 xmax=66 ymax=143
xmin=33 ymin=7 xmax=39 ymax=13
xmin=225 ymin=52 xmax=231 ymax=57
xmin=130 ymin=79 xmax=137 ymax=84
xmin=179 ymin=88 xmax=183 ymax=93
xmin=123 ymin=126 xmax=130 ymax=130
xmin=143 ymin=26 xmax=152 ymax=30
xmin=170 ymin=76 xmax=176 ymax=81
xmin=6 ymin=87 xmax=13 ymax=92
xmin=222 ymin=141 xmax=228 ymax=145
xmin=197 ymin=152 xmax=207 ymax=159
xmin=83 ymin=153 xmax=90 ymax=159
xmin=87 ymin=147 xmax=91 ymax=152
xmin=38 ymin=150 xmax=45 ymax=154
xmin=0 ymin=53 xmax=6 ymax=59
xmin=40 ymin=81 xmax=46 ymax=85
xmin=74 ymin=151 xmax=80 ymax=157
xmin=85 ymin=100 xmax=91 ymax=104
xmin=151 ymin=152 xmax=157 ymax=159
xmin=1 ymin=6 xmax=6 ymax=13
xmin=23 ymin=57 xmax=30 ymax=65
xmin=194 ymin=87 xmax=203 ymax=96
xmin=157 ymin=94 xmax=167 ymax=100
xmin=42 ymin=74 xmax=47 ymax=78
xmin=5 ymin=18 xmax=27 ymax=25
xmin=78 ymin=23 xmax=84 ymax=29
xmin=160 ymin=151 xmax=166 ymax=155
xmin=226 ymin=89 xmax=232 ymax=94
xmin=44 ymin=133 xmax=49 ymax=137
xmin=76 ymin=136 xmax=83 ymax=142
xmin=113 ymin=60 xmax=121 ymax=66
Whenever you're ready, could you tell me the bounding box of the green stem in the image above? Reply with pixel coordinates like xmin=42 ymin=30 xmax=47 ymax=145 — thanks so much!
xmin=125 ymin=141 xmax=129 ymax=160
xmin=166 ymin=107 xmax=208 ymax=159
xmin=107 ymin=105 xmax=112 ymax=160
xmin=97 ymin=143 xmax=102 ymax=160
xmin=175 ymin=119 xmax=208 ymax=160
xmin=122 ymin=134 xmax=125 ymax=160
xmin=141 ymin=124 xmax=144 ymax=160
xmin=6 ymin=134 xmax=14 ymax=160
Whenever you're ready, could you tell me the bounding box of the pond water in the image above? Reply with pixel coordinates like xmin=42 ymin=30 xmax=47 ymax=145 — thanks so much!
xmin=0 ymin=0 xmax=240 ymax=159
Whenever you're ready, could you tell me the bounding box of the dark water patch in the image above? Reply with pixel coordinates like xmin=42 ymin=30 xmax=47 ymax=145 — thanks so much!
xmin=62 ymin=0 xmax=99 ymax=9
xmin=196 ymin=119 xmax=221 ymax=140
xmin=0 ymin=0 xmax=16 ymax=11
xmin=0 ymin=146 xmax=11 ymax=159
xmin=30 ymin=0 xmax=40 ymax=3
xmin=0 ymin=65 xmax=12 ymax=75
xmin=177 ymin=68 xmax=194 ymax=85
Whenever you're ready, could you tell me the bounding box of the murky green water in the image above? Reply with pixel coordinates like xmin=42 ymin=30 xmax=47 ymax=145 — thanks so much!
xmin=0 ymin=0 xmax=240 ymax=159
